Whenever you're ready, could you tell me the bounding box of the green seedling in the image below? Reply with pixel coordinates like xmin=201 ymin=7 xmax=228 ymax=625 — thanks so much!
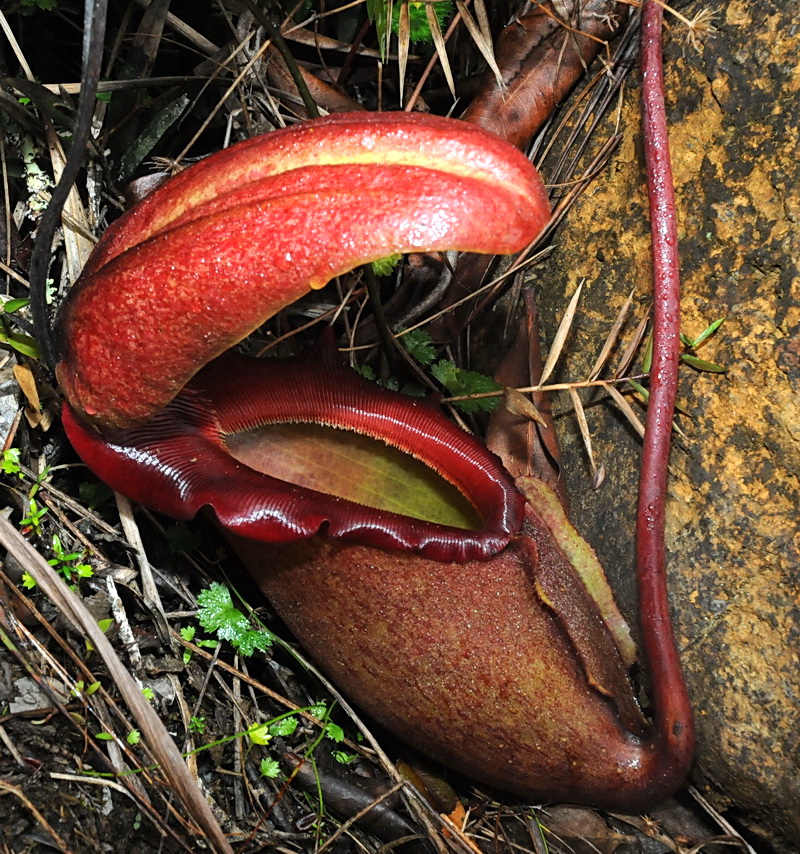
xmin=1 ymin=448 xmax=23 ymax=480
xmin=189 ymin=716 xmax=206 ymax=734
xmin=47 ymin=534 xmax=93 ymax=584
xmin=195 ymin=582 xmax=274 ymax=657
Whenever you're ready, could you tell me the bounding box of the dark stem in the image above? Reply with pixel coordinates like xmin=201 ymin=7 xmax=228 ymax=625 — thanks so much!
xmin=241 ymin=0 xmax=321 ymax=120
xmin=29 ymin=0 xmax=108 ymax=371
xmin=637 ymin=0 xmax=694 ymax=781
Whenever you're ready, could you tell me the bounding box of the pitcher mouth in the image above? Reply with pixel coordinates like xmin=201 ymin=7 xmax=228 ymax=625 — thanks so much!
xmin=62 ymin=348 xmax=524 ymax=563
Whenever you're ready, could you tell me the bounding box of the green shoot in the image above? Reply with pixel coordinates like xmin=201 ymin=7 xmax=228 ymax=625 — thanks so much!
xmin=680 ymin=317 xmax=726 ymax=372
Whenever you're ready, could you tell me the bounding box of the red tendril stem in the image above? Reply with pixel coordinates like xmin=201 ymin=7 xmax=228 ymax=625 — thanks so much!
xmin=637 ymin=0 xmax=695 ymax=782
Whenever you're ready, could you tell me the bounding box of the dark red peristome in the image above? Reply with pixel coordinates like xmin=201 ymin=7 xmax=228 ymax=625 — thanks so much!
xmin=62 ymin=349 xmax=524 ymax=562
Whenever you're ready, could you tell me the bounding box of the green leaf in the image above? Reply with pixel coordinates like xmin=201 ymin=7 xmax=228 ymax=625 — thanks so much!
xmin=430 ymin=360 xmax=501 ymax=412
xmin=325 ymin=722 xmax=345 ymax=743
xmin=3 ymin=298 xmax=30 ymax=313
xmin=269 ymin=716 xmax=298 ymax=737
xmin=180 ymin=625 xmax=196 ymax=642
xmin=689 ymin=317 xmax=725 ymax=349
xmin=627 ymin=378 xmax=649 ymax=401
xmin=1 ymin=448 xmax=23 ymax=478
xmin=333 ymin=751 xmax=358 ymax=765
xmin=0 ymin=331 xmax=40 ymax=359
xmin=391 ymin=0 xmax=453 ymax=43
xmin=260 ymin=758 xmax=281 ymax=779
xmin=126 ymin=730 xmax=141 ymax=745
xmin=367 ymin=0 xmax=390 ymax=59
xmin=197 ymin=583 xmax=251 ymax=639
xmin=235 ymin=628 xmax=273 ymax=657
xmin=402 ymin=328 xmax=436 ymax=366
xmin=370 ymin=253 xmax=401 ymax=277
xmin=247 ymin=722 xmax=272 ymax=746
xmin=95 ymin=732 xmax=113 ymax=741
xmin=196 ymin=583 xmax=273 ymax=656
xmin=680 ymin=353 xmax=727 ymax=373
xmin=21 ymin=572 xmax=36 ymax=589
xmin=641 ymin=332 xmax=653 ymax=374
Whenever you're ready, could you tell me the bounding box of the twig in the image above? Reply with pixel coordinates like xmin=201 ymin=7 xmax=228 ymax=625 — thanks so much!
xmin=28 ymin=0 xmax=108 ymax=371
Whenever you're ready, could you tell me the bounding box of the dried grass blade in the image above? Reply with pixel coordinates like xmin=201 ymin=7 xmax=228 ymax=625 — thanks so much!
xmin=601 ymin=381 xmax=645 ymax=438
xmin=471 ymin=0 xmax=494 ymax=52
xmin=589 ymin=288 xmax=635 ymax=380
xmin=45 ymin=130 xmax=95 ymax=282
xmin=0 ymin=517 xmax=234 ymax=854
xmin=568 ymin=386 xmax=596 ymax=473
xmin=397 ymin=0 xmax=411 ymax=105
xmin=426 ymin=2 xmax=455 ymax=98
xmin=455 ymin=0 xmax=503 ymax=88
xmin=614 ymin=307 xmax=651 ymax=378
xmin=539 ymin=278 xmax=583 ymax=385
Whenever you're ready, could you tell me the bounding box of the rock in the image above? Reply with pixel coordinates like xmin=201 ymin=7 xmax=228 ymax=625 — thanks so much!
xmin=525 ymin=1 xmax=799 ymax=848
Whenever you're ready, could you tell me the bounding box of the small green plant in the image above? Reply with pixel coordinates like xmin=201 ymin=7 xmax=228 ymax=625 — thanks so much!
xmin=260 ymin=757 xmax=281 ymax=778
xmin=679 ymin=318 xmax=726 ymax=372
xmin=189 ymin=716 xmax=206 ymax=734
xmin=179 ymin=624 xmax=219 ymax=663
xmin=19 ymin=497 xmax=47 ymax=536
xmin=47 ymin=534 xmax=94 ymax=584
xmin=195 ymin=582 xmax=274 ymax=657
xmin=371 ymin=253 xmax=402 ymax=277
xmin=401 ymin=328 xmax=502 ymax=412
xmin=1 ymin=448 xmax=23 ymax=480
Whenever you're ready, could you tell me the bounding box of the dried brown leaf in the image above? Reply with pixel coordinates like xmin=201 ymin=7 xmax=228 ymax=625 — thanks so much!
xmin=539 ymin=278 xmax=583 ymax=385
xmin=568 ymin=386 xmax=596 ymax=473
xmin=455 ymin=0 xmax=503 ymax=88
xmin=601 ymin=381 xmax=645 ymax=438
xmin=503 ymin=387 xmax=548 ymax=426
xmin=426 ymin=1 xmax=455 ymax=99
xmin=589 ymin=288 xmax=635 ymax=380
xmin=614 ymin=308 xmax=651 ymax=378
xmin=397 ymin=1 xmax=411 ymax=106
